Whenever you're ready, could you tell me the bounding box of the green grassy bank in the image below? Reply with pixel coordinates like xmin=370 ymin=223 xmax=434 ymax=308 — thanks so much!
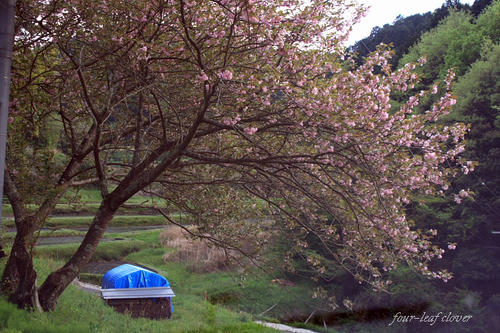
xmin=0 ymin=229 xmax=279 ymax=332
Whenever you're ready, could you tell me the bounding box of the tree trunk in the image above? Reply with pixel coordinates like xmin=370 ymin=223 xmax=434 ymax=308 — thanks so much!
xmin=0 ymin=216 xmax=41 ymax=311
xmin=35 ymin=103 xmax=200 ymax=310
xmin=38 ymin=201 xmax=116 ymax=311
xmin=7 ymin=253 xmax=41 ymax=312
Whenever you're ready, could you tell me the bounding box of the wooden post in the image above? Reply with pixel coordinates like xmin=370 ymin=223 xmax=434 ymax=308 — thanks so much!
xmin=0 ymin=0 xmax=17 ymax=257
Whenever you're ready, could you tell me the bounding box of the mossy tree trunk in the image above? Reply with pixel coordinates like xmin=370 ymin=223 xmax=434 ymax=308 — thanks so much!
xmin=0 ymin=216 xmax=41 ymax=311
xmin=38 ymin=201 xmax=117 ymax=311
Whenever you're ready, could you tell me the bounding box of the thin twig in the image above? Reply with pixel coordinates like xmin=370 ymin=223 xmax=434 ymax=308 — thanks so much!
xmin=304 ymin=310 xmax=316 ymax=324
xmin=258 ymin=303 xmax=278 ymax=317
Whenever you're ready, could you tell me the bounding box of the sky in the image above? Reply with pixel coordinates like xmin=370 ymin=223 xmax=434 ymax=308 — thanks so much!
xmin=347 ymin=0 xmax=476 ymax=45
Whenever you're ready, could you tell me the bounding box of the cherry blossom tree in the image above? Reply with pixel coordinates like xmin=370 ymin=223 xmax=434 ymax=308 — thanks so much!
xmin=2 ymin=0 xmax=468 ymax=311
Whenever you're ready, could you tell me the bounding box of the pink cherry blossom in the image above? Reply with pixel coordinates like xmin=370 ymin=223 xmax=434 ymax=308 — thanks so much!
xmin=219 ymin=69 xmax=233 ymax=80
xmin=244 ymin=127 xmax=258 ymax=135
xmin=198 ymin=71 xmax=209 ymax=81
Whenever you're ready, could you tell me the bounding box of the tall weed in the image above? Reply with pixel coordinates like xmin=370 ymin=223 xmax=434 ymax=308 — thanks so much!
xmin=161 ymin=227 xmax=231 ymax=273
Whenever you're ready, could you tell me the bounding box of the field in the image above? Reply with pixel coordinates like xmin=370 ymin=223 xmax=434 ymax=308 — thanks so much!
xmin=0 ymin=229 xmax=281 ymax=332
xmin=0 ymin=187 xmax=325 ymax=332
xmin=0 ymin=189 xmax=394 ymax=332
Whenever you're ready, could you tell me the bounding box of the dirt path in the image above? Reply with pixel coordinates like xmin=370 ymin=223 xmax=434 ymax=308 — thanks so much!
xmin=254 ymin=321 xmax=318 ymax=333
xmin=72 ymin=278 xmax=101 ymax=295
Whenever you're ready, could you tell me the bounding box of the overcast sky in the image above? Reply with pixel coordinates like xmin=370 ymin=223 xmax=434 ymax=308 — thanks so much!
xmin=347 ymin=0 xmax=476 ymax=45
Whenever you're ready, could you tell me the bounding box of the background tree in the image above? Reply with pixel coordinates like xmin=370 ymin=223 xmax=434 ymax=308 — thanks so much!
xmin=400 ymin=10 xmax=478 ymax=82
xmin=3 ymin=0 xmax=469 ymax=313
xmin=398 ymin=0 xmax=500 ymax=283
xmin=410 ymin=43 xmax=500 ymax=295
xmin=399 ymin=1 xmax=499 ymax=82
xmin=391 ymin=2 xmax=500 ymax=329
xmin=347 ymin=0 xmax=494 ymax=68
xmin=349 ymin=13 xmax=434 ymax=67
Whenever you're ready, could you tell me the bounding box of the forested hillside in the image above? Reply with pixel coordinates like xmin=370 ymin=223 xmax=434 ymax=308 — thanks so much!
xmin=348 ymin=0 xmax=493 ymax=67
xmin=401 ymin=0 xmax=500 ymax=311
xmin=318 ymin=1 xmax=500 ymax=331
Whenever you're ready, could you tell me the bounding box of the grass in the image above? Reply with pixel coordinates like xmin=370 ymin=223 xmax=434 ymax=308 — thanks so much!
xmin=0 ymin=289 xmax=277 ymax=333
xmin=78 ymin=272 xmax=104 ymax=286
xmin=124 ymin=246 xmax=332 ymax=330
xmin=2 ymin=229 xmax=87 ymax=242
xmin=1 ymin=187 xmax=167 ymax=217
xmin=130 ymin=229 xmax=327 ymax=323
xmin=106 ymin=229 xmax=163 ymax=244
xmin=2 ymin=215 xmax=180 ymax=229
xmin=0 ymin=230 xmax=278 ymax=332
xmin=0 ymin=260 xmax=277 ymax=332
xmin=61 ymin=187 xmax=104 ymax=203
xmin=2 ymin=203 xmax=165 ymax=218
xmin=0 ymin=223 xmax=336 ymax=332
xmin=0 ymin=183 xmax=341 ymax=332
xmin=0 ymin=225 xmax=358 ymax=332
xmin=61 ymin=187 xmax=166 ymax=206
xmin=160 ymin=227 xmax=232 ymax=273
xmin=66 ymin=228 xmax=323 ymax=323
xmin=34 ymin=239 xmax=146 ymax=262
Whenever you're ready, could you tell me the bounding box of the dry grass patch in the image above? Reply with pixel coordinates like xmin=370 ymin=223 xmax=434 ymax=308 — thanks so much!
xmin=160 ymin=226 xmax=232 ymax=273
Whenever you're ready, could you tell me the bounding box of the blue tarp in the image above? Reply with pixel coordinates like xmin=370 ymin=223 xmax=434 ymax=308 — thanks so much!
xmin=102 ymin=264 xmax=170 ymax=289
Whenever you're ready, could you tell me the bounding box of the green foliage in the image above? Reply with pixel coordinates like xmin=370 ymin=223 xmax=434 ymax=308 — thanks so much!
xmin=394 ymin=4 xmax=500 ymax=331
xmin=452 ymin=247 xmax=500 ymax=284
xmin=452 ymin=43 xmax=500 ymax=192
xmin=471 ymin=0 xmax=495 ymax=16
xmin=400 ymin=10 xmax=479 ymax=80
xmin=400 ymin=1 xmax=500 ymax=82
xmin=349 ymin=12 xmax=434 ymax=66
xmin=445 ymin=43 xmax=500 ymax=289
xmin=453 ymin=43 xmax=500 ymax=122
xmin=443 ymin=28 xmax=484 ymax=77
xmin=476 ymin=0 xmax=500 ymax=41
xmin=348 ymin=0 xmax=493 ymax=67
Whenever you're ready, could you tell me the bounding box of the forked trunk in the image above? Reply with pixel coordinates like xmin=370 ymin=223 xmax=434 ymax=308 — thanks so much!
xmin=38 ymin=201 xmax=116 ymax=311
